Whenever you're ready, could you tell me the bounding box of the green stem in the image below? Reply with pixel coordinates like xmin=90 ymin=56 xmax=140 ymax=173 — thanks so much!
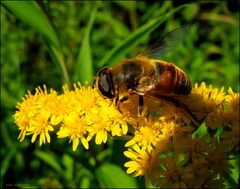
xmin=48 ymin=44 xmax=70 ymax=85
xmin=56 ymin=51 xmax=70 ymax=85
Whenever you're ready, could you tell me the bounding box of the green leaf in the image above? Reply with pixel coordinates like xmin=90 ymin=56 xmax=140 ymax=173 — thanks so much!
xmin=1 ymin=146 xmax=16 ymax=178
xmin=47 ymin=44 xmax=70 ymax=84
xmin=79 ymin=176 xmax=91 ymax=188
xmin=96 ymin=12 xmax=130 ymax=38
xmin=2 ymin=1 xmax=60 ymax=49
xmin=73 ymin=5 xmax=97 ymax=84
xmin=96 ymin=163 xmax=138 ymax=188
xmin=229 ymin=154 xmax=239 ymax=184
xmin=97 ymin=5 xmax=188 ymax=68
xmin=0 ymin=86 xmax=18 ymax=108
xmin=2 ymin=1 xmax=70 ymax=84
xmin=113 ymin=1 xmax=135 ymax=12
xmin=34 ymin=150 xmax=63 ymax=173
xmin=182 ymin=3 xmax=199 ymax=21
xmin=191 ymin=122 xmax=208 ymax=138
xmin=223 ymin=154 xmax=239 ymax=189
xmin=62 ymin=154 xmax=74 ymax=181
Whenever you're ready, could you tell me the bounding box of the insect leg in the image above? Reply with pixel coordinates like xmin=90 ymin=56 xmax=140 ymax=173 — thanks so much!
xmin=159 ymin=95 xmax=202 ymax=126
xmin=138 ymin=95 xmax=144 ymax=116
xmin=145 ymin=94 xmax=203 ymax=126
xmin=115 ymin=95 xmax=119 ymax=106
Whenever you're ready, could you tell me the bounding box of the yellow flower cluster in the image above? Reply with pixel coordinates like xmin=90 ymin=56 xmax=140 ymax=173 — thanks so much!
xmin=13 ymin=82 xmax=239 ymax=187
xmin=122 ymin=82 xmax=239 ymax=188
xmin=14 ymin=86 xmax=60 ymax=145
xmin=14 ymin=83 xmax=128 ymax=151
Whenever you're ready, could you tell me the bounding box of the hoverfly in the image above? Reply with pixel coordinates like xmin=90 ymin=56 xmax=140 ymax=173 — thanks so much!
xmin=93 ymin=26 xmax=200 ymax=124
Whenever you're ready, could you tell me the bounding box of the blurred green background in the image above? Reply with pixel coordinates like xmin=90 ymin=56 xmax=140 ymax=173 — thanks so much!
xmin=1 ymin=1 xmax=239 ymax=188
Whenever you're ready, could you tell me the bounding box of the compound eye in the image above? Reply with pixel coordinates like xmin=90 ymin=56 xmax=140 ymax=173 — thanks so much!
xmin=98 ymin=67 xmax=115 ymax=98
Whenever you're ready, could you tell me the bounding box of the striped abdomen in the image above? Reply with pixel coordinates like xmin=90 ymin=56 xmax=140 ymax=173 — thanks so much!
xmin=151 ymin=61 xmax=191 ymax=96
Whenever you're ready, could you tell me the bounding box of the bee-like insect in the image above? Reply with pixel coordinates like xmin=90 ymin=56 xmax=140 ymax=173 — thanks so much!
xmin=93 ymin=26 xmax=199 ymax=123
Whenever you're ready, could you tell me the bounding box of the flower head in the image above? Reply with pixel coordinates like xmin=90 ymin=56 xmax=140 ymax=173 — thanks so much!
xmin=14 ymin=83 xmax=128 ymax=151
xmin=124 ymin=144 xmax=158 ymax=177
xmin=57 ymin=112 xmax=89 ymax=151
xmin=184 ymin=82 xmax=227 ymax=129
xmin=14 ymin=86 xmax=60 ymax=145
xmin=13 ymin=81 xmax=239 ymax=186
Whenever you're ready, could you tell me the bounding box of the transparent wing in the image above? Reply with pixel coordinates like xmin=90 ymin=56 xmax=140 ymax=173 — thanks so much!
xmin=140 ymin=25 xmax=189 ymax=59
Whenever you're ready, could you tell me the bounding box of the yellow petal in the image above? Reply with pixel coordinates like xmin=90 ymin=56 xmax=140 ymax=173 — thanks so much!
xmin=124 ymin=151 xmax=137 ymax=159
xmin=47 ymin=125 xmax=54 ymax=132
xmin=50 ymin=115 xmax=62 ymax=125
xmin=122 ymin=124 xmax=128 ymax=135
xmin=18 ymin=130 xmax=26 ymax=142
xmin=72 ymin=138 xmax=79 ymax=151
xmin=124 ymin=161 xmax=139 ymax=168
xmin=40 ymin=132 xmax=45 ymax=145
xmin=102 ymin=130 xmax=107 ymax=143
xmin=133 ymin=144 xmax=141 ymax=153
xmin=95 ymin=132 xmax=102 ymax=145
xmin=126 ymin=167 xmax=136 ymax=174
xmin=125 ymin=139 xmax=135 ymax=147
xmin=45 ymin=131 xmax=51 ymax=143
xmin=81 ymin=138 xmax=89 ymax=149
xmin=31 ymin=133 xmax=37 ymax=143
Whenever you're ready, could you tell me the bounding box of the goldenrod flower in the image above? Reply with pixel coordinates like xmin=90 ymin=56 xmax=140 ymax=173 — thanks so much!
xmin=124 ymin=144 xmax=158 ymax=177
xmin=186 ymin=82 xmax=226 ymax=112
xmin=85 ymin=101 xmax=128 ymax=144
xmin=154 ymin=154 xmax=191 ymax=188
xmin=205 ymin=138 xmax=234 ymax=175
xmin=219 ymin=87 xmax=240 ymax=151
xmin=122 ymin=82 xmax=239 ymax=186
xmin=221 ymin=121 xmax=239 ymax=151
xmin=145 ymin=136 xmax=231 ymax=188
xmin=125 ymin=123 xmax=164 ymax=152
xmin=14 ymin=91 xmax=37 ymax=142
xmin=13 ymin=86 xmax=60 ymax=145
xmin=13 ymin=82 xmax=239 ymax=187
xmin=57 ymin=112 xmax=89 ymax=151
xmin=185 ymin=82 xmax=226 ymax=129
xmin=123 ymin=115 xmax=191 ymax=177
xmin=14 ymin=83 xmax=128 ymax=151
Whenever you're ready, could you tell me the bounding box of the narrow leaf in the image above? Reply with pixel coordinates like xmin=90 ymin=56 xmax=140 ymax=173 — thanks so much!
xmin=96 ymin=163 xmax=138 ymax=188
xmin=34 ymin=150 xmax=63 ymax=173
xmin=62 ymin=154 xmax=74 ymax=181
xmin=97 ymin=5 xmax=187 ymax=68
xmin=96 ymin=12 xmax=130 ymax=37
xmin=1 ymin=146 xmax=16 ymax=177
xmin=73 ymin=5 xmax=97 ymax=84
xmin=2 ymin=1 xmax=60 ymax=49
